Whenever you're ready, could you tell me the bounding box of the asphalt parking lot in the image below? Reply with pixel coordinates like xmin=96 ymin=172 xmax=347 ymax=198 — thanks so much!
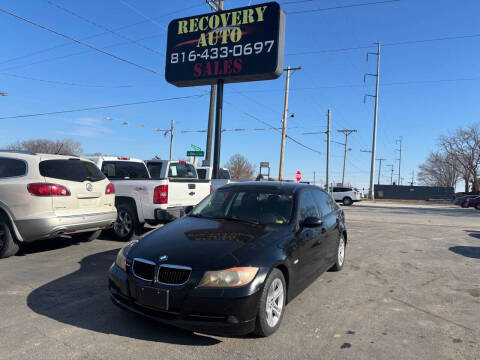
xmin=1 ymin=202 xmax=479 ymax=360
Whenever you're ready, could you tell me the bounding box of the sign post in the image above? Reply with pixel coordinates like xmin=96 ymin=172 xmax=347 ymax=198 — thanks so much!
xmin=165 ymin=2 xmax=285 ymax=178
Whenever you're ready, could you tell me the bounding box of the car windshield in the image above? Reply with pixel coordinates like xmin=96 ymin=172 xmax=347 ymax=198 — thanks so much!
xmin=191 ymin=188 xmax=294 ymax=225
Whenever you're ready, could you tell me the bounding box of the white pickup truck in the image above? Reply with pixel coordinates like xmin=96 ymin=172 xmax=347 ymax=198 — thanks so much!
xmin=87 ymin=157 xmax=210 ymax=241
xmin=197 ymin=166 xmax=232 ymax=191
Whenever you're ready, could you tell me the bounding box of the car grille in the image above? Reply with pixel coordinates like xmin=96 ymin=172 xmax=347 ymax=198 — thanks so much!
xmin=157 ymin=265 xmax=191 ymax=285
xmin=132 ymin=258 xmax=155 ymax=281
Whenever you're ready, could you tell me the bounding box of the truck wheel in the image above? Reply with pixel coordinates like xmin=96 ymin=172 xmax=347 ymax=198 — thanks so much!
xmin=72 ymin=230 xmax=102 ymax=242
xmin=113 ymin=203 xmax=138 ymax=241
xmin=343 ymin=197 xmax=353 ymax=206
xmin=0 ymin=213 xmax=20 ymax=259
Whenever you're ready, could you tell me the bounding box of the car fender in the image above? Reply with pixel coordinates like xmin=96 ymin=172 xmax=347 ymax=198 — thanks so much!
xmin=115 ymin=196 xmax=144 ymax=223
xmin=0 ymin=201 xmax=24 ymax=242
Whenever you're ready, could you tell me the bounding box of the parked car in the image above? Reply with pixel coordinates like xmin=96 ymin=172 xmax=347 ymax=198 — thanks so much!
xmin=0 ymin=150 xmax=117 ymax=258
xmin=467 ymin=196 xmax=480 ymax=210
xmin=87 ymin=157 xmax=211 ymax=241
xmin=454 ymin=195 xmax=479 ymax=208
xmin=197 ymin=166 xmax=232 ymax=191
xmin=332 ymin=186 xmax=362 ymax=206
xmin=109 ymin=182 xmax=347 ymax=337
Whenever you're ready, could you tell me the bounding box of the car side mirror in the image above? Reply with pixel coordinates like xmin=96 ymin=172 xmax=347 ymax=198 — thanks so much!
xmin=301 ymin=216 xmax=323 ymax=228
xmin=184 ymin=206 xmax=194 ymax=215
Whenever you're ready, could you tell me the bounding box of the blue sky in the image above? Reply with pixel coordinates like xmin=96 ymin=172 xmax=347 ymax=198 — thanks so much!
xmin=1 ymin=0 xmax=479 ymax=189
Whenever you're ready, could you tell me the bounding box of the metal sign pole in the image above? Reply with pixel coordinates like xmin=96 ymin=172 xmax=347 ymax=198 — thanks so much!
xmin=212 ymin=79 xmax=224 ymax=180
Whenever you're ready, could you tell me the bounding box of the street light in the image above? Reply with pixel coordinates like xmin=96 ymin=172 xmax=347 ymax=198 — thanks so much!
xmin=105 ymin=117 xmax=113 ymax=120
xmin=0 ymin=92 xmax=8 ymax=96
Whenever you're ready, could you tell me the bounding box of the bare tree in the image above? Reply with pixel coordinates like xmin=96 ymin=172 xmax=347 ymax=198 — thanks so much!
xmin=439 ymin=123 xmax=480 ymax=192
xmin=223 ymin=154 xmax=254 ymax=180
xmin=418 ymin=152 xmax=459 ymax=187
xmin=7 ymin=138 xmax=83 ymax=156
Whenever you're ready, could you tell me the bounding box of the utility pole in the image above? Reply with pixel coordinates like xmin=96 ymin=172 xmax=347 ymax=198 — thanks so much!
xmin=204 ymin=0 xmax=223 ymax=167
xmin=302 ymin=109 xmax=331 ymax=191
xmin=396 ymin=136 xmax=403 ymax=185
xmin=278 ymin=66 xmax=301 ymax=181
xmin=364 ymin=41 xmax=381 ymax=200
xmin=411 ymin=169 xmax=415 ymax=185
xmin=387 ymin=164 xmax=394 ymax=184
xmin=326 ymin=109 xmax=331 ymax=192
xmin=169 ymin=119 xmax=174 ymax=160
xmin=313 ymin=171 xmax=316 ymax=184
xmin=376 ymin=158 xmax=386 ymax=185
xmin=337 ymin=129 xmax=357 ymax=185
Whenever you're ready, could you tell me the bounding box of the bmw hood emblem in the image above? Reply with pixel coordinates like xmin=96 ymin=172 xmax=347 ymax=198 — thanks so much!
xmin=159 ymin=255 xmax=168 ymax=262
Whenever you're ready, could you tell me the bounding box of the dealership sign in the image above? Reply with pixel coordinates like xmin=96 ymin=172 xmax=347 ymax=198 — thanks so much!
xmin=165 ymin=2 xmax=285 ymax=87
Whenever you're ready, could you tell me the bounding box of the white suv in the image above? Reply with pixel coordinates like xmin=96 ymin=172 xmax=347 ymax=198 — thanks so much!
xmin=332 ymin=186 xmax=362 ymax=206
xmin=0 ymin=150 xmax=117 ymax=258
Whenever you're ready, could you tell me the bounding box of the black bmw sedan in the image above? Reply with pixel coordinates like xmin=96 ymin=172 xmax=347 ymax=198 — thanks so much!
xmin=109 ymin=182 xmax=347 ymax=337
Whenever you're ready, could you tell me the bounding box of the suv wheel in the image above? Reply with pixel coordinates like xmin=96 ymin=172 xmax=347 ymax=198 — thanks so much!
xmin=254 ymin=269 xmax=286 ymax=337
xmin=113 ymin=204 xmax=138 ymax=241
xmin=343 ymin=197 xmax=353 ymax=206
xmin=72 ymin=230 xmax=102 ymax=242
xmin=0 ymin=213 xmax=20 ymax=259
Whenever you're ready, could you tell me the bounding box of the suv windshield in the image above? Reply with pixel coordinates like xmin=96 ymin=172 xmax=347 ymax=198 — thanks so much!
xmin=191 ymin=188 xmax=294 ymax=225
xmin=39 ymin=159 xmax=105 ymax=182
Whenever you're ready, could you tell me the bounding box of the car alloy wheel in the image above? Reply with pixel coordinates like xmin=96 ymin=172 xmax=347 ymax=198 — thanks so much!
xmin=114 ymin=209 xmax=133 ymax=237
xmin=265 ymin=278 xmax=284 ymax=328
xmin=338 ymin=237 xmax=345 ymax=266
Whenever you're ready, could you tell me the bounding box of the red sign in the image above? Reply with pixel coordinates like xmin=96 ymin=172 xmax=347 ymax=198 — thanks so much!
xmin=296 ymin=171 xmax=301 ymax=182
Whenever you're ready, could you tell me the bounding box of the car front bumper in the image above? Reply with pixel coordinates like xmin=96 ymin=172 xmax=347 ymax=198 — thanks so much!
xmin=108 ymin=263 xmax=260 ymax=336
xmin=15 ymin=210 xmax=117 ymax=242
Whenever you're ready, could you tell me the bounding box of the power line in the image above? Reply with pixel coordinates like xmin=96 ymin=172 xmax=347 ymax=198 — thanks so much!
xmin=0 ymin=95 xmax=204 ymax=120
xmin=43 ymin=0 xmax=163 ymax=55
xmin=0 ymin=72 xmax=133 ymax=88
xmin=286 ymin=0 xmax=400 ymax=14
xmin=0 ymin=3 xmax=202 ymax=66
xmin=0 ymin=7 xmax=162 ymax=75
xmin=118 ymin=0 xmax=166 ymax=29
xmin=287 ymin=33 xmax=480 ymax=56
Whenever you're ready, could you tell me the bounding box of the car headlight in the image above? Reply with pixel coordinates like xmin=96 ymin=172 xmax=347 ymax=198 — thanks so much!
xmin=115 ymin=240 xmax=138 ymax=271
xmin=197 ymin=267 xmax=259 ymax=288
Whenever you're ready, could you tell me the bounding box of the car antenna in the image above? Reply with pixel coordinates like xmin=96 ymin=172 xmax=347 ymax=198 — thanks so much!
xmin=56 ymin=143 xmax=64 ymax=154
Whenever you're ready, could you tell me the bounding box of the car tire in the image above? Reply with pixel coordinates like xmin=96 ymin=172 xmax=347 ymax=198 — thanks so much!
xmin=0 ymin=213 xmax=20 ymax=259
xmin=475 ymin=204 xmax=480 ymax=211
xmin=254 ymin=268 xmax=286 ymax=337
xmin=113 ymin=203 xmax=139 ymax=241
xmin=72 ymin=230 xmax=102 ymax=242
xmin=331 ymin=233 xmax=346 ymax=272
xmin=461 ymin=201 xmax=469 ymax=208
xmin=343 ymin=197 xmax=353 ymax=206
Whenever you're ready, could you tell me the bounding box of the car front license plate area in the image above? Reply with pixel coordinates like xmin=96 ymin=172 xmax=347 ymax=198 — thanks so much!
xmin=136 ymin=286 xmax=169 ymax=311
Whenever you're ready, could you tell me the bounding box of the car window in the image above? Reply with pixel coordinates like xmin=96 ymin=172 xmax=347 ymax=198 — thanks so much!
xmin=218 ymin=169 xmax=230 ymax=179
xmin=298 ymin=191 xmax=320 ymax=222
xmin=101 ymin=161 xmax=149 ymax=180
xmin=312 ymin=190 xmax=332 ymax=216
xmin=192 ymin=189 xmax=294 ymax=225
xmin=0 ymin=157 xmax=27 ymax=178
xmin=197 ymin=168 xmax=207 ymax=180
xmin=40 ymin=160 xmax=105 ymax=182
xmin=168 ymin=163 xmax=197 ymax=178
xmin=147 ymin=162 xmax=163 ymax=179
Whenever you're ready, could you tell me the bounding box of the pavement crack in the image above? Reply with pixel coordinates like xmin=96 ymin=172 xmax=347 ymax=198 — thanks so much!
xmin=390 ymin=296 xmax=476 ymax=333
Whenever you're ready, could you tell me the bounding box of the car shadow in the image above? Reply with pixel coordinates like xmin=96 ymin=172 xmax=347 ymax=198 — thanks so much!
xmin=17 ymin=236 xmax=82 ymax=256
xmin=26 ymin=249 xmax=221 ymax=345
xmin=449 ymin=246 xmax=480 ymax=259
xmin=465 ymin=230 xmax=480 ymax=240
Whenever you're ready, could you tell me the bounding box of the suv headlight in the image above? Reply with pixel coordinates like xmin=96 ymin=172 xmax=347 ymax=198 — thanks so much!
xmin=197 ymin=267 xmax=258 ymax=288
xmin=115 ymin=240 xmax=138 ymax=271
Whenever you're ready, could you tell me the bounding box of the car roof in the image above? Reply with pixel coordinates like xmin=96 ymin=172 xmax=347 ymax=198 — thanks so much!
xmin=0 ymin=150 xmax=87 ymax=161
xmin=220 ymin=181 xmax=322 ymax=194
